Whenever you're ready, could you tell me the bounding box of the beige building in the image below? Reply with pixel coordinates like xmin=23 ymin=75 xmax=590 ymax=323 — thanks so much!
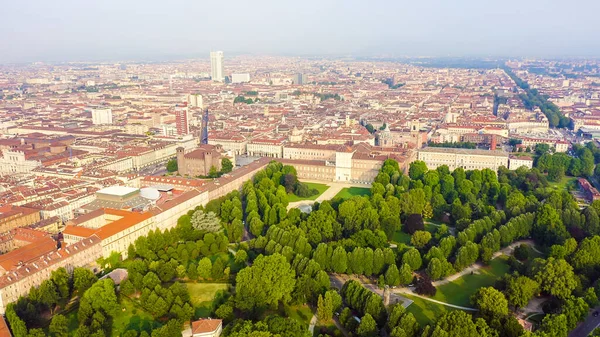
xmin=0 ymin=235 xmax=101 ymax=314
xmin=0 ymin=206 xmax=41 ymax=234
xmin=417 ymin=147 xmax=509 ymax=171
xmin=247 ymin=139 xmax=284 ymax=158
xmin=508 ymin=156 xmax=534 ymax=170
xmin=208 ymin=135 xmax=247 ymax=155
xmin=177 ymin=145 xmax=223 ymax=177
xmin=517 ymin=137 xmax=569 ymax=153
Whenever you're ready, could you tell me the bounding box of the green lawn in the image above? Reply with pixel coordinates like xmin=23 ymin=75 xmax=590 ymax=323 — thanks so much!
xmin=112 ymin=296 xmax=161 ymax=336
xmin=392 ymin=231 xmax=412 ymax=245
xmin=548 ymin=176 xmax=577 ymax=190
xmin=186 ymin=282 xmax=230 ymax=318
xmin=284 ymin=304 xmax=313 ymax=326
xmin=333 ymin=187 xmax=371 ymax=200
xmin=62 ymin=296 xmax=161 ymax=336
xmin=288 ymin=182 xmax=330 ymax=202
xmin=313 ymin=321 xmax=343 ymax=337
xmin=404 ymin=294 xmax=460 ymax=326
xmin=432 ymin=257 xmax=510 ymax=307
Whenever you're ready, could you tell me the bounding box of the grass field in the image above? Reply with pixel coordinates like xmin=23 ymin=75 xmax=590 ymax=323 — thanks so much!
xmin=404 ymin=294 xmax=460 ymax=326
xmin=186 ymin=282 xmax=230 ymax=318
xmin=313 ymin=321 xmax=343 ymax=337
xmin=112 ymin=297 xmax=161 ymax=336
xmin=284 ymin=304 xmax=313 ymax=326
xmin=432 ymin=257 xmax=510 ymax=307
xmin=288 ymin=182 xmax=330 ymax=202
xmin=333 ymin=187 xmax=371 ymax=200
xmin=548 ymin=176 xmax=577 ymax=190
xmin=62 ymin=296 xmax=161 ymax=336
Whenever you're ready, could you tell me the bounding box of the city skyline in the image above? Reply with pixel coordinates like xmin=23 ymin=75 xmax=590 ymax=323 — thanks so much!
xmin=2 ymin=0 xmax=600 ymax=63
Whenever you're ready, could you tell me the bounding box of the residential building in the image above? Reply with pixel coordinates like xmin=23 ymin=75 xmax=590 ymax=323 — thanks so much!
xmin=0 ymin=206 xmax=41 ymax=234
xmin=292 ymin=73 xmax=308 ymax=85
xmin=175 ymin=104 xmax=190 ymax=136
xmin=0 ymin=235 xmax=101 ymax=314
xmin=231 ymin=73 xmax=250 ymax=84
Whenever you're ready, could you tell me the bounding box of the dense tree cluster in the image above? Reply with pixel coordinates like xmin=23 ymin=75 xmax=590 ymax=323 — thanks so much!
xmin=536 ymin=144 xmax=595 ymax=181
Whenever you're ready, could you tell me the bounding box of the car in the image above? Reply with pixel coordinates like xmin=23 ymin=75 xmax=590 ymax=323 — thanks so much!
xmin=594 ymin=311 xmax=599 ymax=317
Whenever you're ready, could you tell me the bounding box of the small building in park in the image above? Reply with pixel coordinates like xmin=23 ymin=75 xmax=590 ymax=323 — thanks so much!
xmin=191 ymin=318 xmax=223 ymax=337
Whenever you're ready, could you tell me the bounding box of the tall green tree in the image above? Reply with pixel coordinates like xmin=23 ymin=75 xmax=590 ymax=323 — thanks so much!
xmin=235 ymin=254 xmax=296 ymax=312
xmin=470 ymin=287 xmax=508 ymax=317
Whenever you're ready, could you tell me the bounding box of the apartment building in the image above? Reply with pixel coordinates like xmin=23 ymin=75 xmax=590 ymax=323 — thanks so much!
xmin=0 ymin=235 xmax=101 ymax=314
xmin=0 ymin=206 xmax=41 ymax=234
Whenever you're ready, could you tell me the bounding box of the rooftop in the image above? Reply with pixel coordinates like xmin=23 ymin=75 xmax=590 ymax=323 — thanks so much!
xmin=96 ymin=186 xmax=138 ymax=197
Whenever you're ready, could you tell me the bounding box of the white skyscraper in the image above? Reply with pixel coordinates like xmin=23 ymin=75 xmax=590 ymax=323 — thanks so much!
xmin=210 ymin=51 xmax=225 ymax=82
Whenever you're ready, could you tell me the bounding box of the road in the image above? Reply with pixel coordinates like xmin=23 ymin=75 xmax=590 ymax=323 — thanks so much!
xmin=569 ymin=307 xmax=600 ymax=337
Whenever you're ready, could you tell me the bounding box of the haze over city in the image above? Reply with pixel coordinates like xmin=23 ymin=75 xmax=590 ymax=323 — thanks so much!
xmin=2 ymin=0 xmax=600 ymax=63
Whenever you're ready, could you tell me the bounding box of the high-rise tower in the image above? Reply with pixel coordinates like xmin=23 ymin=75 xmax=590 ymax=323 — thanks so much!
xmin=210 ymin=51 xmax=225 ymax=82
xmin=175 ymin=104 xmax=189 ymax=136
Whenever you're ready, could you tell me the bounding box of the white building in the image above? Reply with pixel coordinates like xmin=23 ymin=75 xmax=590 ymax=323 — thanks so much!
xmin=417 ymin=147 xmax=509 ymax=171
xmin=188 ymin=94 xmax=203 ymax=108
xmin=335 ymin=149 xmax=353 ymax=182
xmin=231 ymin=73 xmax=250 ymax=84
xmin=0 ymin=150 xmax=42 ymax=175
xmin=91 ymin=107 xmax=113 ymax=125
xmin=508 ymin=156 xmax=534 ymax=170
xmin=210 ymin=51 xmax=225 ymax=82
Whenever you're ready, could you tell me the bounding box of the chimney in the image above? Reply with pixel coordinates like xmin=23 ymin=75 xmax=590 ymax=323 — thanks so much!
xmin=490 ymin=135 xmax=497 ymax=151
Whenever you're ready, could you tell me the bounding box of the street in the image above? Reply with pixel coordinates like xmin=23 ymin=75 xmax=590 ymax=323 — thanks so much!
xmin=569 ymin=308 xmax=600 ymax=337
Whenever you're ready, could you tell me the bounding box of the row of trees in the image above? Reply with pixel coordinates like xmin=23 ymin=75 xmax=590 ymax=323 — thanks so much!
xmin=503 ymin=67 xmax=569 ymax=128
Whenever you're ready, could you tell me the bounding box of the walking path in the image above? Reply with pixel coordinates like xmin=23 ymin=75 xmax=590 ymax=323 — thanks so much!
xmin=394 ymin=288 xmax=478 ymax=311
xmin=308 ymin=314 xmax=317 ymax=334
xmin=329 ymin=274 xmax=413 ymax=308
xmin=433 ymin=240 xmax=540 ymax=287
xmin=288 ymin=180 xmax=369 ymax=210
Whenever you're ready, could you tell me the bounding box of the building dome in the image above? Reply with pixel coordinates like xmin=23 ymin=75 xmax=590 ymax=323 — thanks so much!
xmin=140 ymin=187 xmax=160 ymax=201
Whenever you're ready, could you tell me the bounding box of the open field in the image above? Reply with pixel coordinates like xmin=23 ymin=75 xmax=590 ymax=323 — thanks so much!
xmin=186 ymin=282 xmax=230 ymax=318
xmin=432 ymin=257 xmax=510 ymax=307
xmin=333 ymin=187 xmax=371 ymax=200
xmin=313 ymin=320 xmax=343 ymax=337
xmin=548 ymin=176 xmax=577 ymax=190
xmin=284 ymin=304 xmax=313 ymax=326
xmin=112 ymin=297 xmax=162 ymax=336
xmin=404 ymin=294 xmax=460 ymax=326
xmin=288 ymin=182 xmax=330 ymax=202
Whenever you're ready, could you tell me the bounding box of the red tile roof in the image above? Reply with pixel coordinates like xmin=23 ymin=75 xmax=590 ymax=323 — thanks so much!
xmin=191 ymin=319 xmax=222 ymax=334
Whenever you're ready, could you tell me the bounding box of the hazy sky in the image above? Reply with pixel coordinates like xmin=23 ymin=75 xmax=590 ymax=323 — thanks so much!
xmin=1 ymin=0 xmax=599 ymax=63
